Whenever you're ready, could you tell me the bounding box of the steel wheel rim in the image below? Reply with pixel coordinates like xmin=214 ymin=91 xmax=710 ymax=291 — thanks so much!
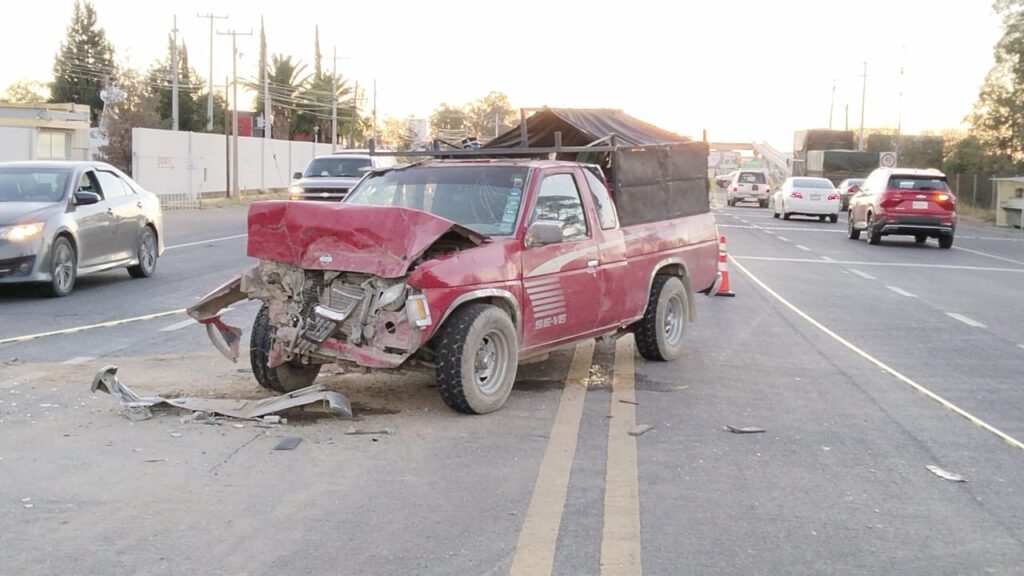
xmin=474 ymin=330 xmax=510 ymax=395
xmin=664 ymin=294 xmax=685 ymax=346
xmin=140 ymin=232 xmax=156 ymax=272
xmin=53 ymin=243 xmax=74 ymax=292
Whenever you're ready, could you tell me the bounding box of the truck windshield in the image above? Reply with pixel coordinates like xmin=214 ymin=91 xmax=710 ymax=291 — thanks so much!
xmin=346 ymin=165 xmax=529 ymax=236
xmin=304 ymin=157 xmax=371 ymax=177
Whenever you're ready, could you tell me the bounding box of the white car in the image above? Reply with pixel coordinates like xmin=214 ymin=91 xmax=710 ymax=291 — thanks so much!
xmin=727 ymin=170 xmax=770 ymax=207
xmin=770 ymin=177 xmax=840 ymax=222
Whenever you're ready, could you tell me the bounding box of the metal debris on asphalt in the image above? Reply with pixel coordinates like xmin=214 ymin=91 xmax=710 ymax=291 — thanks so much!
xmin=2 ymin=358 xmax=21 ymax=367
xmin=144 ymin=458 xmax=167 ymax=463
xmin=926 ymin=465 xmax=967 ymax=483
xmin=618 ymin=399 xmax=639 ymax=406
xmin=344 ymin=427 xmax=393 ymax=436
xmin=91 ymin=365 xmax=353 ymax=422
xmin=273 ymin=437 xmax=303 ymax=450
xmin=628 ymin=424 xmax=654 ymax=436
xmin=725 ymin=425 xmax=766 ymax=434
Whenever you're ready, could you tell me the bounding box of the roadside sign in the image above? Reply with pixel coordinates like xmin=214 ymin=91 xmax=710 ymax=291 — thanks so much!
xmin=879 ymin=151 xmax=897 ymax=168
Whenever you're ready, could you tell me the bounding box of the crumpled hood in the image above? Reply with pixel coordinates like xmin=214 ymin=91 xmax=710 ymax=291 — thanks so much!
xmin=247 ymin=201 xmax=487 ymax=278
xmin=0 ymin=202 xmax=62 ymax=226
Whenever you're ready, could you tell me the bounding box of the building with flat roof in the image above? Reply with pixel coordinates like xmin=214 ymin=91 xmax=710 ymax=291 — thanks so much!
xmin=0 ymin=102 xmax=91 ymax=162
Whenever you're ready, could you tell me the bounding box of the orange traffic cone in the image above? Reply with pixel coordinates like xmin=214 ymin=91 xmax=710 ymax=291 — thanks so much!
xmin=716 ymin=235 xmax=736 ymax=297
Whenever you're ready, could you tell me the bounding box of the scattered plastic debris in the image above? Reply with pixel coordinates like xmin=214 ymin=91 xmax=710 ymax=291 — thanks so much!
xmin=273 ymin=437 xmax=303 ymax=451
xmin=345 ymin=427 xmax=393 ymax=436
xmin=926 ymin=465 xmax=967 ymax=483
xmin=144 ymin=458 xmax=167 ymax=463
xmin=618 ymin=399 xmax=639 ymax=406
xmin=2 ymin=358 xmax=21 ymax=367
xmin=181 ymin=412 xmax=221 ymax=426
xmin=725 ymin=425 xmax=766 ymax=434
xmin=262 ymin=415 xmax=281 ymax=424
xmin=628 ymin=424 xmax=654 ymax=437
xmin=167 ymin=430 xmax=182 ymax=438
xmin=91 ymin=365 xmax=352 ymax=422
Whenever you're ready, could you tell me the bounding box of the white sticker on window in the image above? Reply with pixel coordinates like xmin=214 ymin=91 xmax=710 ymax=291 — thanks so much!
xmin=899 ymin=181 xmax=914 ymax=189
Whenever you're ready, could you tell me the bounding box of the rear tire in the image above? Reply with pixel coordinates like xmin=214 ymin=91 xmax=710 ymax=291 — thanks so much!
xmin=634 ymin=275 xmax=689 ymax=362
xmin=759 ymin=200 xmax=768 ymax=208
xmin=829 ymin=214 xmax=838 ymax=223
xmin=819 ymin=215 xmax=826 ymax=222
xmin=436 ymin=304 xmax=518 ymax=414
xmin=44 ymin=236 xmax=76 ymax=298
xmin=250 ymin=304 xmax=322 ymax=393
xmin=938 ymin=235 xmax=954 ymax=249
xmin=127 ymin=227 xmax=157 ymax=278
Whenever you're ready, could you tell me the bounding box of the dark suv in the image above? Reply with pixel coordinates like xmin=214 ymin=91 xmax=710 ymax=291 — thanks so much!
xmin=848 ymin=168 xmax=956 ymax=248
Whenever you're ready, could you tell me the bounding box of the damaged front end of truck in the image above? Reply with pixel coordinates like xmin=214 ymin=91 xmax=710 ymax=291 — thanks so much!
xmin=187 ymin=201 xmax=486 ymax=380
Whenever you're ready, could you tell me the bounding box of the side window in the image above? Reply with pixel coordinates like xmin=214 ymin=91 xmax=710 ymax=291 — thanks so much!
xmin=531 ymin=173 xmax=589 ymax=242
xmin=78 ymin=171 xmax=103 ymax=199
xmin=583 ymin=169 xmax=617 ymax=230
xmin=95 ymin=171 xmax=129 ymax=199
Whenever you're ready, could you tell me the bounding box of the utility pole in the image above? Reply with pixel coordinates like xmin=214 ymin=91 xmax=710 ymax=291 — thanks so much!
xmin=495 ymin=111 xmax=500 ymax=139
xmin=332 ymin=46 xmax=338 ymax=151
xmin=224 ymin=76 xmax=230 ymax=198
xmin=171 ymin=15 xmax=179 ymax=131
xmin=859 ymin=61 xmax=867 ymax=151
xmin=372 ymin=79 xmax=377 ymax=148
xmin=828 ymin=78 xmax=835 ymax=130
xmin=351 ymin=81 xmax=359 ymax=148
xmin=218 ymin=29 xmax=252 ymax=199
xmin=197 ymin=13 xmax=228 ymax=132
xmin=845 ymin=104 xmax=849 ymax=132
xmin=260 ymin=16 xmax=270 ymax=140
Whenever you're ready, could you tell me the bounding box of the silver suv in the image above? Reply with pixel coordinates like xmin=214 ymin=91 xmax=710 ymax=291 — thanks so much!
xmin=727 ymin=170 xmax=771 ymax=207
xmin=289 ymin=151 xmax=397 ymax=202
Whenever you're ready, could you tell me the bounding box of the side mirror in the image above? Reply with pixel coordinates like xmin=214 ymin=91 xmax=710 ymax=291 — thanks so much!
xmin=74 ymin=191 xmax=101 ymax=205
xmin=292 ymin=172 xmax=303 ymax=180
xmin=526 ymin=221 xmax=564 ymax=247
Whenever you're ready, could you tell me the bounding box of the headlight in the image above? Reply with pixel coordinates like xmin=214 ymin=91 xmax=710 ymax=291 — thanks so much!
xmin=0 ymin=223 xmax=44 ymax=242
xmin=377 ymin=282 xmax=407 ymax=310
xmin=288 ymin=186 xmax=304 ymax=200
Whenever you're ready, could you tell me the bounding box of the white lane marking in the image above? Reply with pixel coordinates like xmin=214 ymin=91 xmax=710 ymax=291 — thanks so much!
xmin=820 ymin=256 xmax=835 ymax=262
xmin=777 ymin=236 xmax=791 ymax=242
xmin=1018 ymin=344 xmax=1024 ymax=351
xmin=61 ymin=356 xmax=97 ymax=365
xmin=734 ymin=256 xmax=1024 ymax=273
xmin=0 ymin=309 xmax=187 ymax=345
xmin=763 ymin=230 xmax=776 ymax=235
xmin=159 ymin=318 xmax=198 ymax=332
xmin=953 ymin=246 xmax=1024 ymax=267
xmin=796 ymin=245 xmax=811 ymax=251
xmin=718 ymin=224 xmax=845 ymax=233
xmin=164 ymin=233 xmax=248 ymax=251
xmin=729 ymin=257 xmax=1024 ymax=453
xmin=946 ymin=313 xmax=986 ymax=328
xmin=849 ymin=269 xmax=876 ymax=280
xmin=886 ymin=286 xmax=917 ymax=298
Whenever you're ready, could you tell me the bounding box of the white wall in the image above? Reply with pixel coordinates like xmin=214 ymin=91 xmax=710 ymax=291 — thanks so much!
xmin=0 ymin=127 xmax=32 ymax=162
xmin=132 ymin=128 xmax=335 ymax=198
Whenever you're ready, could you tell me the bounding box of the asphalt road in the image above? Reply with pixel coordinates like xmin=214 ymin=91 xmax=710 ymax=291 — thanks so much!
xmin=1 ymin=200 xmax=1023 ymax=575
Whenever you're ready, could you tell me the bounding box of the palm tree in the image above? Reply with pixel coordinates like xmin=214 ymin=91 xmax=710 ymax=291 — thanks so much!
xmin=296 ymin=72 xmax=355 ymax=144
xmin=265 ymin=54 xmax=309 ymax=139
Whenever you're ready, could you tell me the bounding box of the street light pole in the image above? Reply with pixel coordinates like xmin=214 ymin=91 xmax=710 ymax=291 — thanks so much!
xmin=859 ymin=61 xmax=867 ymax=151
xmin=217 ymin=28 xmax=252 ymax=199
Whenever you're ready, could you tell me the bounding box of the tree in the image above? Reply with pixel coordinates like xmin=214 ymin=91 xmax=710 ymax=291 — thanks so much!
xmin=51 ymin=0 xmax=115 ymax=124
xmin=147 ymin=36 xmax=204 ymax=132
xmin=967 ymin=0 xmax=1024 ymax=165
xmin=430 ymin=103 xmax=467 ymax=133
xmin=95 ymin=69 xmax=160 ymax=173
xmin=297 ymin=71 xmax=355 ymax=143
xmin=465 ymin=91 xmax=516 ymax=140
xmin=265 ymin=54 xmax=310 ymax=139
xmin=379 ymin=116 xmax=418 ymax=150
xmin=1 ymin=81 xmax=50 ymax=103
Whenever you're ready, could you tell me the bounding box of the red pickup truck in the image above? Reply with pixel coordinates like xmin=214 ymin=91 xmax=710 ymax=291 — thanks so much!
xmin=188 ymin=144 xmax=719 ymax=414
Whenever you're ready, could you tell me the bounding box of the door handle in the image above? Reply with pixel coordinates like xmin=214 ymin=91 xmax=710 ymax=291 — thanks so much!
xmin=106 ymin=208 xmax=114 ymax=216
xmin=587 ymin=259 xmax=599 ymax=268
xmin=136 ymin=201 xmax=143 ymax=209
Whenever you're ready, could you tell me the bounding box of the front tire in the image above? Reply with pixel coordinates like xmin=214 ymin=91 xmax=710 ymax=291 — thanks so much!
xmin=915 ymin=234 xmax=928 ymax=244
xmin=44 ymin=236 xmax=76 ymax=297
xmin=847 ymin=212 xmax=860 ymax=239
xmin=436 ymin=304 xmax=518 ymax=414
xmin=635 ymin=275 xmax=689 ymax=362
xmin=867 ymin=214 xmax=882 ymax=245
xmin=250 ymin=304 xmax=322 ymax=393
xmin=127 ymin=226 xmax=157 ymax=278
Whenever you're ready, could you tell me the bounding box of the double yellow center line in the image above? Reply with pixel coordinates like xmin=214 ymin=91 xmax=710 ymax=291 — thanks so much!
xmin=510 ymin=337 xmax=643 ymax=575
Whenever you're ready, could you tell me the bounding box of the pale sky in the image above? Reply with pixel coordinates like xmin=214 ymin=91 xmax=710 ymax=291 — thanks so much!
xmin=0 ymin=0 xmax=1003 ymax=150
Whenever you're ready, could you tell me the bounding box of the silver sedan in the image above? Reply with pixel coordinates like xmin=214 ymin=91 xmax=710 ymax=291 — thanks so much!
xmin=0 ymin=161 xmax=164 ymax=297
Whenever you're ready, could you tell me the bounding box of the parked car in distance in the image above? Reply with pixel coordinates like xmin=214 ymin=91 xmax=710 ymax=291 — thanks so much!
xmin=727 ymin=170 xmax=770 ymax=207
xmin=836 ymin=178 xmax=865 ymax=211
xmin=715 ymin=170 xmax=736 ymax=189
xmin=0 ymin=161 xmax=164 ymax=297
xmin=289 ymin=151 xmax=398 ymax=202
xmin=770 ymin=177 xmax=840 ymax=222
xmin=848 ymin=167 xmax=956 ymax=248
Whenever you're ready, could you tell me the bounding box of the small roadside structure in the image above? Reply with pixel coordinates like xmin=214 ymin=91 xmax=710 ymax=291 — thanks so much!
xmin=992 ymin=177 xmax=1024 ymax=229
xmin=0 ymin=103 xmax=91 ymax=162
